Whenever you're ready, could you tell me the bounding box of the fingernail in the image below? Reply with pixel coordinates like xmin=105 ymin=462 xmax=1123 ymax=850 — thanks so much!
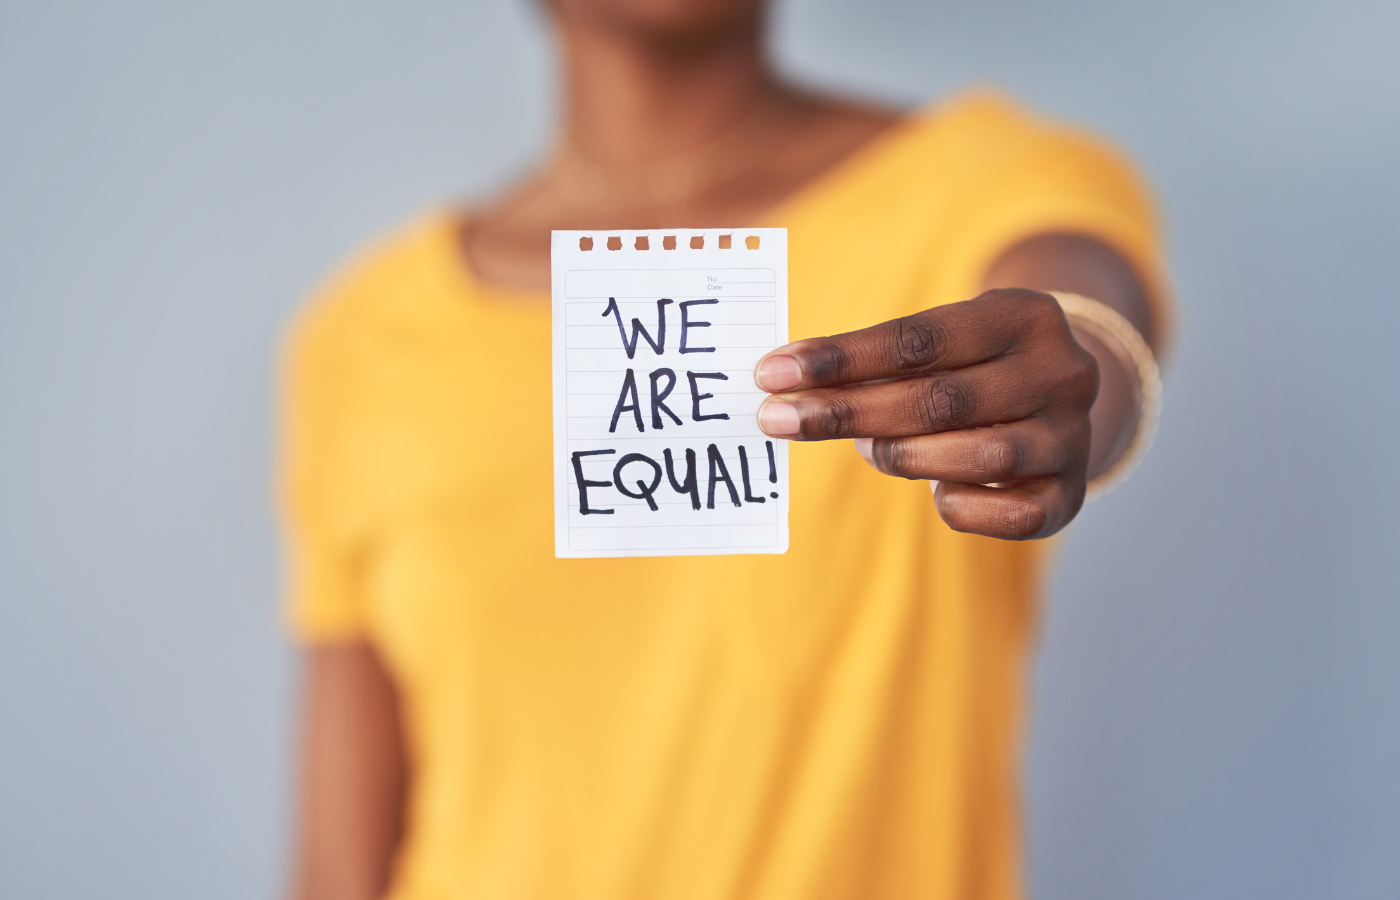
xmin=853 ymin=438 xmax=873 ymax=461
xmin=755 ymin=355 xmax=802 ymax=391
xmin=758 ymin=400 xmax=801 ymax=436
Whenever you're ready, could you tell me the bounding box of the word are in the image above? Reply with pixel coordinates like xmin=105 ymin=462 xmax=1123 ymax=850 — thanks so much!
xmin=608 ymin=368 xmax=728 ymax=432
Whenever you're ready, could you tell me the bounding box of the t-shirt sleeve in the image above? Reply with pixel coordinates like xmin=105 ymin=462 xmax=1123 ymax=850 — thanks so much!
xmin=927 ymin=96 xmax=1174 ymax=349
xmin=276 ymin=286 xmax=370 ymax=644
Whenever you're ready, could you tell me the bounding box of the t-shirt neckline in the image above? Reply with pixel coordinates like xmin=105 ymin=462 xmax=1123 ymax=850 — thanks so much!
xmin=435 ymin=99 xmax=954 ymax=307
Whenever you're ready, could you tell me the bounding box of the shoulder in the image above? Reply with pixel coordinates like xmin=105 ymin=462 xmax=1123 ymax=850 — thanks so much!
xmin=912 ymin=90 xmax=1153 ymax=212
xmin=912 ymin=92 xmax=1169 ymax=330
xmin=787 ymin=89 xmax=1155 ymax=239
xmin=282 ymin=213 xmax=452 ymax=375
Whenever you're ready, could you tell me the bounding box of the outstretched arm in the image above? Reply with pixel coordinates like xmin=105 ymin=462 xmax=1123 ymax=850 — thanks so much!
xmin=754 ymin=232 xmax=1159 ymax=540
xmin=982 ymin=232 xmax=1160 ymax=481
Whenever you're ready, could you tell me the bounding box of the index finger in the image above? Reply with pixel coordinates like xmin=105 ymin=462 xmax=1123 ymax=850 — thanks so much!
xmin=753 ymin=289 xmax=1061 ymax=392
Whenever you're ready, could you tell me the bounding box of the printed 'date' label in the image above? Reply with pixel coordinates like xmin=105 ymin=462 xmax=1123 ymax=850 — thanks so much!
xmin=551 ymin=229 xmax=789 ymax=558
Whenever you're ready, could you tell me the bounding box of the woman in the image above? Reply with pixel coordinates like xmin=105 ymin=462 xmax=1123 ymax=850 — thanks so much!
xmin=281 ymin=0 xmax=1169 ymax=898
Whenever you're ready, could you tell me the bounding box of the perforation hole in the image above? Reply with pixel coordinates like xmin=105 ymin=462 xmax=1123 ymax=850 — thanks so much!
xmin=718 ymin=234 xmax=733 ymax=249
xmin=607 ymin=236 xmax=622 ymax=250
xmin=634 ymin=236 xmax=649 ymax=250
xmin=745 ymin=235 xmax=760 ymax=250
xmin=690 ymin=236 xmax=704 ymax=249
xmin=663 ymin=235 xmax=677 ymax=250
xmin=578 ymin=236 xmax=593 ymax=251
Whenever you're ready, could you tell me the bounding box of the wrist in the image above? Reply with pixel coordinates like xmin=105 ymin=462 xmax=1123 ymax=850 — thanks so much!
xmin=1051 ymin=292 xmax=1162 ymax=498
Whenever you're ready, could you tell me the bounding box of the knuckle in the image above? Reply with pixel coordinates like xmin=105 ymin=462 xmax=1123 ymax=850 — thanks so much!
xmin=932 ymin=485 xmax=970 ymax=532
xmin=934 ymin=486 xmax=989 ymax=536
xmin=980 ymin=286 xmax=1036 ymax=305
xmin=1056 ymin=426 xmax=1092 ymax=477
xmin=977 ymin=431 xmax=1023 ymax=481
xmin=877 ymin=438 xmax=922 ymax=479
xmin=1062 ymin=349 xmax=1101 ymax=407
xmin=986 ymin=288 xmax=1059 ymax=324
xmin=916 ymin=377 xmax=975 ymax=430
xmin=814 ymin=394 xmax=860 ymax=438
xmin=892 ymin=314 xmax=952 ymax=371
xmin=999 ymin=497 xmax=1048 ymax=540
xmin=1011 ymin=292 xmax=1068 ymax=349
xmin=1026 ymin=291 xmax=1062 ymax=321
xmin=803 ymin=339 xmax=854 ymax=384
xmin=1037 ymin=346 xmax=1099 ymax=415
xmin=1077 ymin=350 xmax=1101 ymax=394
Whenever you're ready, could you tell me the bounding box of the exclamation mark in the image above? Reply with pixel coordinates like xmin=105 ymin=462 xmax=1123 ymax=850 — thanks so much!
xmin=766 ymin=440 xmax=779 ymax=499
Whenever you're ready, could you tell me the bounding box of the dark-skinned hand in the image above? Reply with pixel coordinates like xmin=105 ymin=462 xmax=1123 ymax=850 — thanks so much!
xmin=753 ymin=289 xmax=1101 ymax=540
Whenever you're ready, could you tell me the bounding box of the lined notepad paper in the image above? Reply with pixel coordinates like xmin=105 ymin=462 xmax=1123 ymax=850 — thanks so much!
xmin=551 ymin=228 xmax=789 ymax=558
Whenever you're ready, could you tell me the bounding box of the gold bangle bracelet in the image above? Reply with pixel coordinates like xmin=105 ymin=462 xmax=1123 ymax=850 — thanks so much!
xmin=1050 ymin=291 xmax=1162 ymax=499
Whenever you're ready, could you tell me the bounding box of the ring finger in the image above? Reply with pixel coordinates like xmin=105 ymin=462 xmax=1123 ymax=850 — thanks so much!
xmin=854 ymin=418 xmax=1082 ymax=483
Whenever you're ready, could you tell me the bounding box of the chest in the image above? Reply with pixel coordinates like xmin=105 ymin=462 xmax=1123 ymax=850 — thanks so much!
xmin=349 ymin=226 xmax=945 ymax=679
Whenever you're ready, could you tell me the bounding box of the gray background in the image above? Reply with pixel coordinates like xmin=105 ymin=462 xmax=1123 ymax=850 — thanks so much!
xmin=2 ymin=0 xmax=1397 ymax=897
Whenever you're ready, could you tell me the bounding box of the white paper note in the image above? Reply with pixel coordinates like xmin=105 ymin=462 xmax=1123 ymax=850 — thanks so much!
xmin=552 ymin=229 xmax=789 ymax=558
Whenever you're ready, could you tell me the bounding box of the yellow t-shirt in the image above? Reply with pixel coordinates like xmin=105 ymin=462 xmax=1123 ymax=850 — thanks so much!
xmin=280 ymin=92 xmax=1167 ymax=900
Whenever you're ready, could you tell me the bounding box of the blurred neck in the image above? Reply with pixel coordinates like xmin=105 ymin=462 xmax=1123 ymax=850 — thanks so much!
xmin=555 ymin=16 xmax=781 ymax=166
